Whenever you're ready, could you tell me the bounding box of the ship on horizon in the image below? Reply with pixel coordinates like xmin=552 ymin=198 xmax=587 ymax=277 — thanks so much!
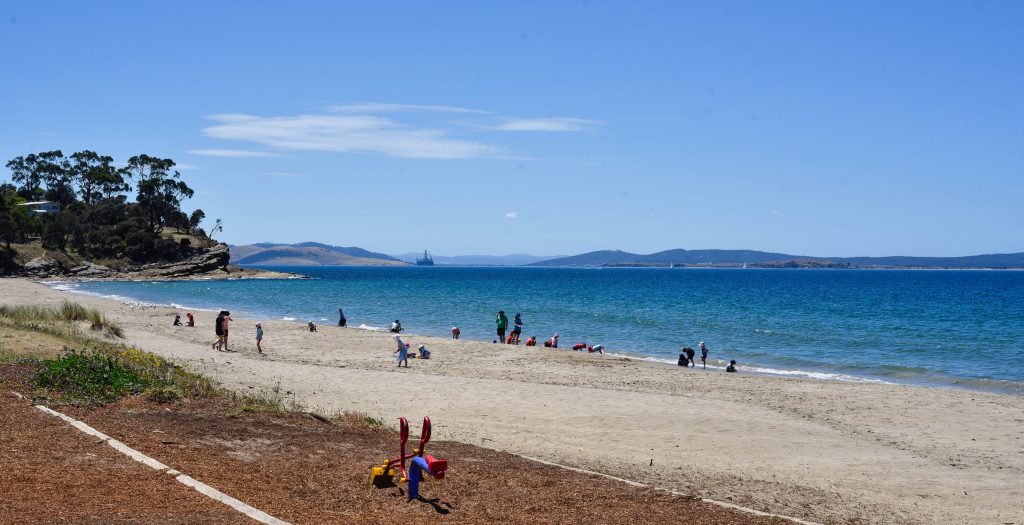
xmin=416 ymin=250 xmax=434 ymax=266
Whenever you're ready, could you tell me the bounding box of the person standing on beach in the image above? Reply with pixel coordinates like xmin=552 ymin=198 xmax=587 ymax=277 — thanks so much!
xmin=394 ymin=335 xmax=409 ymax=367
xmin=212 ymin=312 xmax=225 ymax=351
xmin=255 ymin=323 xmax=264 ymax=354
xmin=451 ymin=326 xmax=460 ymax=339
xmin=338 ymin=306 xmax=346 ymax=327
xmin=699 ymin=341 xmax=709 ymax=369
xmin=511 ymin=313 xmax=523 ymax=344
xmin=221 ymin=311 xmax=233 ymax=351
xmin=684 ymin=346 xmax=696 ymax=367
xmin=496 ymin=310 xmax=509 ymax=344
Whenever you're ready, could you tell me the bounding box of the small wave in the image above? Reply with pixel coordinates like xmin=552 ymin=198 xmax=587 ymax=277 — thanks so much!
xmin=357 ymin=324 xmax=384 ymax=332
xmin=282 ymin=317 xmax=296 ymax=321
xmin=41 ymin=281 xmax=217 ymax=311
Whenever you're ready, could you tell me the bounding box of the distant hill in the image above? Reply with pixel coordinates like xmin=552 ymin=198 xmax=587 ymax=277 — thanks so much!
xmin=230 ymin=243 xmax=405 ymax=266
xmin=532 ymin=249 xmax=1024 ymax=269
xmin=391 ymin=253 xmax=559 ymax=266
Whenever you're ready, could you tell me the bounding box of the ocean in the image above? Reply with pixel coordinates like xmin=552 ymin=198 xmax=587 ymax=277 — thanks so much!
xmin=51 ymin=266 xmax=1024 ymax=394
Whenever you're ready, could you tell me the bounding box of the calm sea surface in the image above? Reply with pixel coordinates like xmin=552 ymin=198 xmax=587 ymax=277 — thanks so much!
xmin=55 ymin=267 xmax=1024 ymax=394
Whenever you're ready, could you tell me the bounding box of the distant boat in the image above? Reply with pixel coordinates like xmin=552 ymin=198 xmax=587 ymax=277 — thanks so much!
xmin=669 ymin=261 xmax=676 ymax=268
xmin=416 ymin=250 xmax=434 ymax=266
xmin=742 ymin=262 xmax=748 ymax=269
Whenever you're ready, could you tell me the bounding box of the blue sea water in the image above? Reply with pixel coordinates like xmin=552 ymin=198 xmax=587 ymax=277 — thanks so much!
xmin=53 ymin=267 xmax=1024 ymax=394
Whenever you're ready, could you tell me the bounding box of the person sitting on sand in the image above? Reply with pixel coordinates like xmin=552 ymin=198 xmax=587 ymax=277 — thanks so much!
xmin=588 ymin=344 xmax=604 ymax=354
xmin=726 ymin=359 xmax=737 ymax=373
xmin=451 ymin=326 xmax=460 ymax=339
xmin=394 ymin=335 xmax=409 ymax=367
xmin=572 ymin=343 xmax=587 ymax=351
xmin=699 ymin=341 xmax=709 ymax=369
xmin=544 ymin=333 xmax=559 ymax=348
xmin=417 ymin=345 xmax=431 ymax=359
xmin=173 ymin=313 xmax=182 ymax=326
xmin=308 ymin=321 xmax=317 ymax=332
xmin=255 ymin=323 xmax=264 ymax=354
xmin=525 ymin=336 xmax=537 ymax=346
xmin=389 ymin=320 xmax=403 ymax=333
xmin=186 ymin=312 xmax=194 ymax=327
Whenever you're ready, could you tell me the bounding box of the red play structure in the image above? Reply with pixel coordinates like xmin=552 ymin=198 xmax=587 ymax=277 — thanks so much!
xmin=370 ymin=416 xmax=448 ymax=497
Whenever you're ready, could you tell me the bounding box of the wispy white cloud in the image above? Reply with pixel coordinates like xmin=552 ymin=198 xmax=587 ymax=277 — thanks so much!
xmin=327 ymin=102 xmax=489 ymax=114
xmin=174 ymin=163 xmax=200 ymax=170
xmin=200 ymin=114 xmax=498 ymax=159
xmin=488 ymin=117 xmax=602 ymax=132
xmin=505 ymin=212 xmax=518 ymax=220
xmin=187 ymin=148 xmax=277 ymax=158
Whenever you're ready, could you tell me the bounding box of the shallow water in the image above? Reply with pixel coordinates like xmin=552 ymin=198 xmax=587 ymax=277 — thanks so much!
xmin=55 ymin=267 xmax=1024 ymax=394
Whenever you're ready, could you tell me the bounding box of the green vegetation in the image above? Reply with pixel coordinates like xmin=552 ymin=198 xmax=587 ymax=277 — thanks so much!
xmin=0 ymin=301 xmax=123 ymax=338
xmin=34 ymin=349 xmax=152 ymax=404
xmin=1 ymin=149 xmax=218 ymax=269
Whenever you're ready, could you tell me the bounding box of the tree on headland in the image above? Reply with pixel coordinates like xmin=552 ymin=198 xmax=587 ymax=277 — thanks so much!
xmin=2 ymin=149 xmax=213 ymax=266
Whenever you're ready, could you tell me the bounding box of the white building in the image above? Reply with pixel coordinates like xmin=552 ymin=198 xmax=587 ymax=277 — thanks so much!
xmin=19 ymin=201 xmax=61 ymax=216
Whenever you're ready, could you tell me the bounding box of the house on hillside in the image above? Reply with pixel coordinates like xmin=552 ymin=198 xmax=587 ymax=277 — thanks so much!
xmin=18 ymin=201 xmax=61 ymax=216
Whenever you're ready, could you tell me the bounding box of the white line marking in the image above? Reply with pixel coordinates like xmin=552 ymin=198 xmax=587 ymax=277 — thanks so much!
xmin=13 ymin=392 xmax=291 ymax=525
xmin=520 ymin=455 xmax=824 ymax=525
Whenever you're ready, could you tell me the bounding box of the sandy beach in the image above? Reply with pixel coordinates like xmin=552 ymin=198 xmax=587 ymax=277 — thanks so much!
xmin=2 ymin=277 xmax=1022 ymax=525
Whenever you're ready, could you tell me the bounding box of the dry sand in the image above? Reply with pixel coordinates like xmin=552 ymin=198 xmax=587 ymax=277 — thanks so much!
xmin=2 ymin=278 xmax=1022 ymax=525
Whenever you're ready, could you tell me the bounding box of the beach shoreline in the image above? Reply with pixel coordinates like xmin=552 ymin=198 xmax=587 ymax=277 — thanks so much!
xmin=2 ymin=277 xmax=1022 ymax=524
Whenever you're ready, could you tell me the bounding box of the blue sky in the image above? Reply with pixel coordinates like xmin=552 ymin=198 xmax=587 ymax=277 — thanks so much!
xmin=2 ymin=1 xmax=1022 ymax=257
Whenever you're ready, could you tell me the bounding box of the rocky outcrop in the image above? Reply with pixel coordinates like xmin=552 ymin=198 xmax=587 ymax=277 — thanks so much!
xmin=21 ymin=257 xmax=67 ymax=277
xmin=130 ymin=244 xmax=231 ymax=278
xmin=67 ymin=262 xmax=115 ymax=278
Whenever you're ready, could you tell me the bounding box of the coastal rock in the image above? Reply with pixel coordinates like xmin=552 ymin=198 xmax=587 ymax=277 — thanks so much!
xmin=133 ymin=244 xmax=231 ymax=278
xmin=22 ymin=257 xmax=64 ymax=277
xmin=67 ymin=262 xmax=115 ymax=278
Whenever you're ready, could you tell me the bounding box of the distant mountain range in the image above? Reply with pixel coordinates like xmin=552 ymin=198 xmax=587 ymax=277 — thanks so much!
xmin=391 ymin=253 xmax=559 ymax=266
xmin=230 ymin=243 xmax=1024 ymax=269
xmin=230 ymin=242 xmax=405 ymax=266
xmin=530 ymin=249 xmax=1024 ymax=269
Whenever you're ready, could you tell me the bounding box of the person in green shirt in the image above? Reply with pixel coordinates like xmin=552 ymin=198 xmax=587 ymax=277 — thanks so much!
xmin=495 ymin=310 xmax=509 ymax=344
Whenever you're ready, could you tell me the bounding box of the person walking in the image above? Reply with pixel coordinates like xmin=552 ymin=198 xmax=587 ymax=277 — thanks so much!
xmin=699 ymin=341 xmax=709 ymax=369
xmin=495 ymin=310 xmax=509 ymax=344
xmin=221 ymin=311 xmax=233 ymax=351
xmin=255 ymin=323 xmax=264 ymax=354
xmin=394 ymin=335 xmax=409 ymax=367
xmin=683 ymin=346 xmax=696 ymax=367
xmin=338 ymin=306 xmax=347 ymax=327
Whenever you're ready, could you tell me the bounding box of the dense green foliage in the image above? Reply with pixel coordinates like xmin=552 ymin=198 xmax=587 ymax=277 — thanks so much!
xmin=34 ymin=350 xmax=153 ymax=404
xmin=1 ymin=149 xmax=212 ymax=264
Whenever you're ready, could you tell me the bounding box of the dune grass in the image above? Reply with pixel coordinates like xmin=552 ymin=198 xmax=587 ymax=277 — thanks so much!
xmin=0 ymin=300 xmax=123 ymax=338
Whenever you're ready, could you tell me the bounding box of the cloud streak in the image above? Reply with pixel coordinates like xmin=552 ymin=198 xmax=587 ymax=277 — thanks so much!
xmin=200 ymin=114 xmax=498 ymax=159
xmin=488 ymin=117 xmax=601 ymax=132
xmin=187 ymin=148 xmax=277 ymax=158
xmin=327 ymin=102 xmax=489 ymax=114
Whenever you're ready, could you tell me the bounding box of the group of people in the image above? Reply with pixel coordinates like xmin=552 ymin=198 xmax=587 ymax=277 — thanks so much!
xmin=393 ymin=334 xmax=430 ymax=367
xmin=676 ymin=341 xmax=736 ymax=372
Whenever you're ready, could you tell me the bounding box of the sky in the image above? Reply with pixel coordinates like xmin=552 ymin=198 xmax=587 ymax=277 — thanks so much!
xmin=1 ymin=0 xmax=1022 ymax=257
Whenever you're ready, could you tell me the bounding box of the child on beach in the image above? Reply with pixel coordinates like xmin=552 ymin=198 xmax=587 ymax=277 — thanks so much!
xmin=173 ymin=313 xmax=182 ymax=326
xmin=308 ymin=321 xmax=317 ymax=332
xmin=394 ymin=335 xmax=409 ymax=367
xmin=338 ymin=306 xmax=346 ymax=327
xmin=389 ymin=320 xmax=403 ymax=333
xmin=726 ymin=360 xmax=737 ymax=373
xmin=496 ymin=310 xmax=508 ymax=344
xmin=588 ymin=344 xmax=604 ymax=354
xmin=544 ymin=333 xmax=559 ymax=348
xmin=255 ymin=323 xmax=263 ymax=354
xmin=525 ymin=336 xmax=537 ymax=346
xmin=417 ymin=345 xmax=431 ymax=359
xmin=451 ymin=326 xmax=460 ymax=339
xmin=572 ymin=343 xmax=587 ymax=351
xmin=699 ymin=341 xmax=709 ymax=369
xmin=186 ymin=312 xmax=194 ymax=326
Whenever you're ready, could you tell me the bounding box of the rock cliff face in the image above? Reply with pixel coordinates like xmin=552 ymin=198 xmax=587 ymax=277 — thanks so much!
xmin=131 ymin=244 xmax=231 ymax=278
xmin=12 ymin=244 xmax=231 ymax=279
